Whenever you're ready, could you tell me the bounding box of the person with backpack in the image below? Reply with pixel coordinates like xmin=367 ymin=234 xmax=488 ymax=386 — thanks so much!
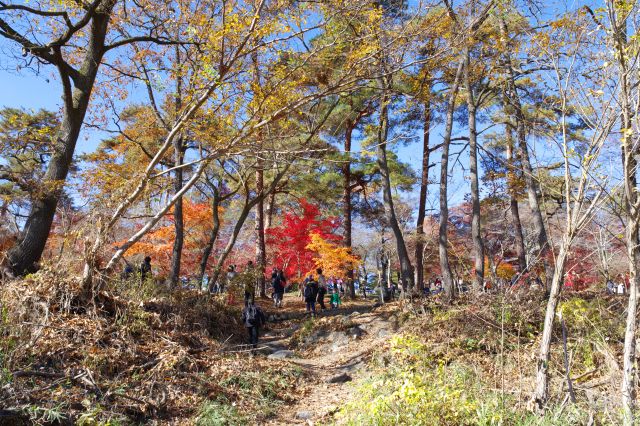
xmin=271 ymin=267 xmax=285 ymax=308
xmin=241 ymin=300 xmax=267 ymax=349
xmin=316 ymin=268 xmax=327 ymax=311
xmin=303 ymin=275 xmax=318 ymax=315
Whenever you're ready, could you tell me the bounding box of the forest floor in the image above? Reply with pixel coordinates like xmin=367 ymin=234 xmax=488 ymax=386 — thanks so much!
xmin=0 ymin=272 xmax=629 ymax=425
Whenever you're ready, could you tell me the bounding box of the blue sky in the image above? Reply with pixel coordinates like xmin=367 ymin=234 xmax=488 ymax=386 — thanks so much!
xmin=0 ymin=40 xmax=473 ymax=214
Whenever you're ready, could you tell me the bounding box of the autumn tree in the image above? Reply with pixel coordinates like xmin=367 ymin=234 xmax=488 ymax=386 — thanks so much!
xmin=307 ymin=232 xmax=361 ymax=280
xmin=267 ymin=199 xmax=341 ymax=280
xmin=530 ymin=10 xmax=614 ymax=409
xmin=0 ymin=0 xmax=187 ymax=275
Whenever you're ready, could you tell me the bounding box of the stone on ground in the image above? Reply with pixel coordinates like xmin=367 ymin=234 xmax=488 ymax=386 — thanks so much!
xmin=326 ymin=372 xmax=352 ymax=383
xmin=267 ymin=349 xmax=295 ymax=359
xmin=296 ymin=411 xmax=313 ymax=420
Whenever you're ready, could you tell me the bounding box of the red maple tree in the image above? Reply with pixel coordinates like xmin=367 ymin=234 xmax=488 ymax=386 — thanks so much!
xmin=266 ymin=199 xmax=341 ymax=281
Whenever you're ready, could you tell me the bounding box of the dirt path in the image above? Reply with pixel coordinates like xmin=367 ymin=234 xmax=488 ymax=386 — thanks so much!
xmin=256 ymin=295 xmax=401 ymax=425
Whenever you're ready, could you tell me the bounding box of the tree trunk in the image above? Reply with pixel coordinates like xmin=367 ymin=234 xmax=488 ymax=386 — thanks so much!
xmin=169 ymin=47 xmax=184 ymax=288
xmin=343 ymin=122 xmax=354 ymax=249
xmin=415 ymin=101 xmax=431 ymax=294
xmin=464 ymin=48 xmax=484 ymax=293
xmin=376 ymin=76 xmax=414 ymax=290
xmin=344 ymin=122 xmax=356 ymax=298
xmin=207 ymin=166 xmax=290 ymax=291
xmin=622 ymin=221 xmax=639 ymax=425
xmin=256 ymin=166 xmax=267 ymax=298
xmin=252 ymin=48 xmax=267 ymax=298
xmin=169 ymin=136 xmax=184 ymax=287
xmin=612 ymin=6 xmax=640 ymax=422
xmin=499 ymin=18 xmax=551 ymax=289
xmin=7 ymin=10 xmax=113 ymax=275
xmin=533 ymin=238 xmax=570 ymax=409
xmin=505 ymin=125 xmax=527 ymax=273
xmin=209 ymin=195 xmax=254 ymax=292
xmin=198 ymin=189 xmax=221 ymax=283
xmin=439 ymin=61 xmax=465 ymax=301
xmin=265 ymin=190 xmax=275 ymax=229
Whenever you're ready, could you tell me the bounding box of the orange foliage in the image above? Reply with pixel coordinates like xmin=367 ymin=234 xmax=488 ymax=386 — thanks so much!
xmin=306 ymin=232 xmax=361 ymax=279
xmin=121 ymin=199 xmax=221 ymax=278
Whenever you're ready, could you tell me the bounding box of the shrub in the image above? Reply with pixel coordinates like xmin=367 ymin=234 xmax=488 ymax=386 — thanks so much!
xmin=196 ymin=399 xmax=245 ymax=426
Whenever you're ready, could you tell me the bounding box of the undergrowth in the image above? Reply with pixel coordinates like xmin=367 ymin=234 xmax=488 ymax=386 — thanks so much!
xmin=0 ymin=270 xmax=296 ymax=424
xmin=337 ymin=333 xmax=619 ymax=425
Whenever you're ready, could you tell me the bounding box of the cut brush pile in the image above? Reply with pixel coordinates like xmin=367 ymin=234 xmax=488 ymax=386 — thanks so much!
xmin=0 ymin=269 xmax=301 ymax=425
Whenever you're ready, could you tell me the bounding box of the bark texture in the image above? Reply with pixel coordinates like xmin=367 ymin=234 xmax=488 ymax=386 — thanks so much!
xmin=439 ymin=61 xmax=464 ymax=301
xmin=7 ymin=3 xmax=114 ymax=275
xmin=464 ymin=47 xmax=484 ymax=293
xmin=376 ymin=76 xmax=414 ymax=290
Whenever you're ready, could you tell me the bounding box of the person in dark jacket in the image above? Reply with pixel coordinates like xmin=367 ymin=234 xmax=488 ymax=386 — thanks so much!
xmin=139 ymin=256 xmax=152 ymax=282
xmin=303 ymin=276 xmax=318 ymax=315
xmin=271 ymin=268 xmax=285 ymax=308
xmin=241 ymin=301 xmax=266 ymax=349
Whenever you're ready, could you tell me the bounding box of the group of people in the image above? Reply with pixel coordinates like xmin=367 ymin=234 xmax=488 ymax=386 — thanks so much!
xmin=302 ymin=268 xmax=342 ymax=315
xmin=606 ymin=275 xmax=630 ymax=295
xmin=121 ymin=256 xmax=152 ymax=282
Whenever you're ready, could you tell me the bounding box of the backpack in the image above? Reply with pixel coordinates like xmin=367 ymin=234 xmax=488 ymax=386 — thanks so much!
xmin=303 ymin=282 xmax=315 ymax=299
xmin=245 ymin=304 xmax=258 ymax=326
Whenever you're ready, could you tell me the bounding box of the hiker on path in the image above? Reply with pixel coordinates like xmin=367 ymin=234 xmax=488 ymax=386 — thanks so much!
xmin=139 ymin=256 xmax=152 ymax=282
xmin=243 ymin=261 xmax=257 ymax=303
xmin=223 ymin=265 xmax=237 ymax=293
xmin=303 ymin=275 xmax=318 ymax=315
xmin=316 ymin=268 xmax=327 ymax=311
xmin=330 ymin=286 xmax=342 ymax=309
xmin=241 ymin=300 xmax=266 ymax=349
xmin=606 ymin=279 xmax=616 ymax=295
xmin=121 ymin=260 xmax=134 ymax=280
xmin=271 ymin=267 xmax=285 ymax=308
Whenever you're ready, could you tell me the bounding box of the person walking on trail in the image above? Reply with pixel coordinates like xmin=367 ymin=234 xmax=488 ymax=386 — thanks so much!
xmin=241 ymin=300 xmax=266 ymax=349
xmin=303 ymin=276 xmax=318 ymax=315
xmin=330 ymin=286 xmax=342 ymax=309
xmin=606 ymin=279 xmax=615 ymax=295
xmin=316 ymin=268 xmax=327 ymax=311
xmin=139 ymin=256 xmax=152 ymax=282
xmin=224 ymin=265 xmax=236 ymax=293
xmin=271 ymin=267 xmax=285 ymax=308
xmin=243 ymin=261 xmax=257 ymax=303
xmin=121 ymin=260 xmax=134 ymax=280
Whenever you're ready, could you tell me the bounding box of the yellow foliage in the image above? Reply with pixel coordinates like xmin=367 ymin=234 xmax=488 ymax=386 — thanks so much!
xmin=305 ymin=233 xmax=361 ymax=279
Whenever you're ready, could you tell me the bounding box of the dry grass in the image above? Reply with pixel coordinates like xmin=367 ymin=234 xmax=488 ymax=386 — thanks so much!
xmin=0 ymin=270 xmax=300 ymax=424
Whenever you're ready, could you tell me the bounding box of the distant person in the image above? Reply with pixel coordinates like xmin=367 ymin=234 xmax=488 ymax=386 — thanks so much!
xmin=139 ymin=256 xmax=152 ymax=281
xmin=316 ymin=268 xmax=327 ymax=311
xmin=277 ymin=268 xmax=287 ymax=290
xmin=390 ymin=282 xmax=397 ymax=300
xmin=303 ymin=276 xmax=318 ymax=315
xmin=224 ymin=265 xmax=237 ymax=293
xmin=241 ymin=300 xmax=266 ymax=349
xmin=606 ymin=279 xmax=616 ymax=295
xmin=202 ymin=273 xmax=210 ymax=292
xmin=618 ymin=282 xmax=626 ymax=295
xmin=330 ymin=287 xmax=342 ymax=309
xmin=121 ymin=261 xmax=134 ymax=280
xmin=271 ymin=267 xmax=285 ymax=308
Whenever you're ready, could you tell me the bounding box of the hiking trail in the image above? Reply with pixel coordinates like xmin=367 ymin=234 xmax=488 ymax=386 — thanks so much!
xmin=254 ymin=295 xmax=401 ymax=425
